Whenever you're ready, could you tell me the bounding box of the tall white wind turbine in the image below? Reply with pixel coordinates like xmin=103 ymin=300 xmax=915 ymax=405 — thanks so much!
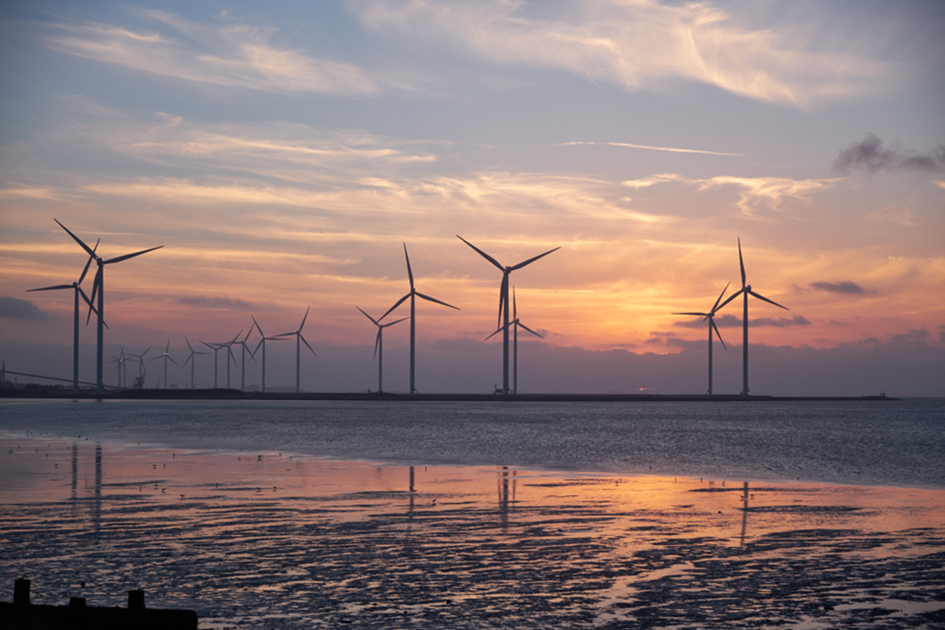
xmin=716 ymin=238 xmax=788 ymax=396
xmin=182 ymin=336 xmax=209 ymax=389
xmin=673 ymin=283 xmax=729 ymax=395
xmin=275 ymin=308 xmax=316 ymax=393
xmin=26 ymin=241 xmax=100 ymax=391
xmin=357 ymin=306 xmax=407 ymax=393
xmin=485 ymin=287 xmax=543 ymax=395
xmin=457 ymin=236 xmax=558 ymax=395
xmin=151 ymin=338 xmax=180 ymax=389
xmin=54 ymin=219 xmax=163 ymax=394
xmin=252 ymin=316 xmax=286 ymax=393
xmin=379 ymin=244 xmax=458 ymax=395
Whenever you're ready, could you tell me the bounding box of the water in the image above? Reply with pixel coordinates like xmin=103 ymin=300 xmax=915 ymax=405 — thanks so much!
xmin=2 ymin=398 xmax=943 ymax=488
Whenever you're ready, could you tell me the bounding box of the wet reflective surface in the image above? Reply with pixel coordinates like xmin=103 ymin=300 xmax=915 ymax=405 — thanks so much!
xmin=2 ymin=433 xmax=943 ymax=629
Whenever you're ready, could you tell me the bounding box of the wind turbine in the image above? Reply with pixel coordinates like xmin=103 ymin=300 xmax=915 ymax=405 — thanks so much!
xmin=485 ymin=287 xmax=542 ymax=395
xmin=380 ymin=244 xmax=458 ymax=395
xmin=673 ymin=283 xmax=729 ymax=395
xmin=275 ymin=308 xmax=316 ymax=394
xmin=54 ymin=219 xmax=163 ymax=394
xmin=717 ymin=238 xmax=789 ymax=396
xmin=357 ymin=306 xmax=408 ymax=393
xmin=151 ymin=338 xmax=179 ymax=389
xmin=457 ymin=235 xmax=558 ymax=395
xmin=230 ymin=328 xmax=257 ymax=391
xmin=26 ymin=241 xmax=101 ymax=391
xmin=182 ymin=336 xmax=209 ymax=389
xmin=125 ymin=346 xmax=151 ymax=389
xmin=199 ymin=340 xmax=228 ymax=388
xmin=252 ymin=316 xmax=286 ymax=393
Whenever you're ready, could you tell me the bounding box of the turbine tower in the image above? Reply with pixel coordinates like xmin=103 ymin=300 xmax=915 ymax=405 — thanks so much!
xmin=717 ymin=238 xmax=789 ymax=396
xmin=182 ymin=336 xmax=209 ymax=389
xmin=457 ymin=235 xmax=558 ymax=395
xmin=54 ymin=219 xmax=163 ymax=394
xmin=199 ymin=341 xmax=224 ymax=388
xmin=26 ymin=241 xmax=100 ymax=391
xmin=673 ymin=283 xmax=729 ymax=395
xmin=357 ymin=306 xmax=407 ymax=393
xmin=379 ymin=244 xmax=458 ymax=395
xmin=276 ymin=308 xmax=316 ymax=393
xmin=151 ymin=338 xmax=179 ymax=389
xmin=485 ymin=287 xmax=542 ymax=395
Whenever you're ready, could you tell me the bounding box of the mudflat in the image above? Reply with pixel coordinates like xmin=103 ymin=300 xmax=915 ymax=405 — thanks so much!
xmin=1 ymin=433 xmax=943 ymax=629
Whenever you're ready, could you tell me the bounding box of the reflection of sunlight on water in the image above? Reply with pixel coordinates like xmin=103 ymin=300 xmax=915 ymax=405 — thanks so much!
xmin=2 ymin=432 xmax=944 ymax=629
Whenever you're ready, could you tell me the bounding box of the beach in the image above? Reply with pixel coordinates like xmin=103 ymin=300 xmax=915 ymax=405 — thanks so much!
xmin=2 ymin=429 xmax=943 ymax=629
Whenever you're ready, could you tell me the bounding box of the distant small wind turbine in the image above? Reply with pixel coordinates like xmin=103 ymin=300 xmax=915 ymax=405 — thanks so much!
xmin=457 ymin=235 xmax=558 ymax=395
xmin=717 ymin=238 xmax=788 ymax=396
xmin=673 ymin=283 xmax=729 ymax=395
xmin=485 ymin=287 xmax=542 ymax=395
xmin=151 ymin=338 xmax=180 ymax=389
xmin=125 ymin=346 xmax=151 ymax=388
xmin=252 ymin=316 xmax=287 ymax=393
xmin=276 ymin=308 xmax=316 ymax=394
xmin=380 ymin=244 xmax=459 ymax=395
xmin=230 ymin=328 xmax=257 ymax=391
xmin=182 ymin=336 xmax=210 ymax=389
xmin=26 ymin=240 xmax=101 ymax=392
xmin=357 ymin=306 xmax=408 ymax=393
xmin=54 ymin=219 xmax=163 ymax=394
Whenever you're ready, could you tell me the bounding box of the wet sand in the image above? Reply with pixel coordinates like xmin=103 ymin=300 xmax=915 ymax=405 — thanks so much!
xmin=1 ymin=432 xmax=943 ymax=629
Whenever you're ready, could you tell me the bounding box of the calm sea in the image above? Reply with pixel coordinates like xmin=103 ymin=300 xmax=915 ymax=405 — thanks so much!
xmin=1 ymin=398 xmax=943 ymax=488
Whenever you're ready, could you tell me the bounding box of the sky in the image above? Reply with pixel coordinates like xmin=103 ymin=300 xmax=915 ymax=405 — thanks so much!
xmin=1 ymin=0 xmax=943 ymax=395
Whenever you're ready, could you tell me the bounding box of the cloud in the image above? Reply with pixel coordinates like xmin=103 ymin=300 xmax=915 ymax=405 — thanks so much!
xmin=355 ymin=0 xmax=895 ymax=108
xmin=44 ymin=12 xmax=381 ymax=96
xmin=562 ymin=141 xmax=741 ymax=157
xmin=674 ymin=314 xmax=810 ymax=329
xmin=833 ymin=134 xmax=945 ymax=176
xmin=176 ymin=296 xmax=254 ymax=310
xmin=0 ymin=297 xmax=47 ymax=320
xmin=810 ymin=281 xmax=867 ymax=295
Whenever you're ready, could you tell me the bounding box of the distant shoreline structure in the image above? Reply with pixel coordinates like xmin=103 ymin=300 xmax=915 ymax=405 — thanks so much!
xmin=0 ymin=387 xmax=897 ymax=403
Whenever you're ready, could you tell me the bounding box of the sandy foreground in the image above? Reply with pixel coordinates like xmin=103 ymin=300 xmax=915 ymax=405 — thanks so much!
xmin=1 ymin=432 xmax=943 ymax=629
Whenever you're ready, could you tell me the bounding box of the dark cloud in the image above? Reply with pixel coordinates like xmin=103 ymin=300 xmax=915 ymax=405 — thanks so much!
xmin=811 ymin=281 xmax=867 ymax=295
xmin=0 ymin=296 xmax=46 ymax=320
xmin=833 ymin=134 xmax=945 ymax=175
xmin=674 ymin=313 xmax=740 ymax=329
xmin=177 ymin=296 xmax=253 ymax=310
xmin=752 ymin=316 xmax=811 ymax=328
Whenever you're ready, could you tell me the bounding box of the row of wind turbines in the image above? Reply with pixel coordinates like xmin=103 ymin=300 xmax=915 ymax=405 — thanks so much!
xmin=29 ymin=220 xmax=787 ymax=396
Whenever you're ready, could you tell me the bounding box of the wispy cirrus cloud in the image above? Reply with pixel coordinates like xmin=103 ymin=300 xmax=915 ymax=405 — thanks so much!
xmin=354 ymin=0 xmax=896 ymax=108
xmin=560 ymin=141 xmax=741 ymax=157
xmin=674 ymin=314 xmax=811 ymax=329
xmin=44 ymin=11 xmax=381 ymax=95
xmin=621 ymin=173 xmax=839 ymax=214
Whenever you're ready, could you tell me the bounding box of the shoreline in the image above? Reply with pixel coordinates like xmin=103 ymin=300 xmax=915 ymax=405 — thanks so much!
xmin=0 ymin=388 xmax=899 ymax=402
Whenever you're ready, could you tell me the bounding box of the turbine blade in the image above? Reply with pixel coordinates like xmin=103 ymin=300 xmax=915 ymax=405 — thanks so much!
xmin=738 ymin=238 xmax=746 ymax=288
xmin=104 ymin=245 xmax=164 ymax=265
xmin=748 ymin=289 xmax=789 ymax=310
xmin=373 ymin=330 xmax=381 ymax=358
xmin=27 ymin=284 xmax=73 ymax=292
xmin=299 ymin=306 xmax=310 ymax=332
xmin=716 ymin=288 xmax=744 ymax=311
xmin=415 ymin=291 xmax=459 ymax=310
xmin=510 ymin=246 xmax=560 ymax=271
xmin=484 ymin=324 xmax=507 ymax=341
xmin=403 ymin=243 xmax=415 ymax=290
xmin=711 ymin=317 xmax=726 ymax=349
xmin=182 ymin=354 xmax=192 ymax=368
xmin=54 ymin=219 xmax=96 ymax=258
xmin=168 ymin=356 xmax=180 ymax=367
xmin=711 ymin=282 xmax=731 ymax=313
xmin=456 ymin=235 xmax=503 ymax=271
xmin=379 ymin=293 xmax=410 ymax=321
xmin=300 ymin=334 xmax=316 ymax=356
xmin=498 ymin=274 xmax=508 ymax=327
xmin=165 ymin=338 xmax=171 ymax=354
xmin=251 ymin=315 xmax=264 ymax=337
xmin=357 ymin=306 xmax=379 ymax=326
xmin=184 ymin=336 xmax=194 ymax=352
xmin=381 ymin=316 xmax=409 ymax=328
xmin=242 ymin=327 xmax=253 ymax=343
xmin=518 ymin=321 xmax=543 ymax=338
xmin=78 ymin=243 xmax=98 ymax=284
xmin=512 ymin=286 xmax=517 ymax=319
xmin=150 ymin=355 xmax=162 ymax=362
xmin=672 ymin=312 xmax=710 ymax=317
